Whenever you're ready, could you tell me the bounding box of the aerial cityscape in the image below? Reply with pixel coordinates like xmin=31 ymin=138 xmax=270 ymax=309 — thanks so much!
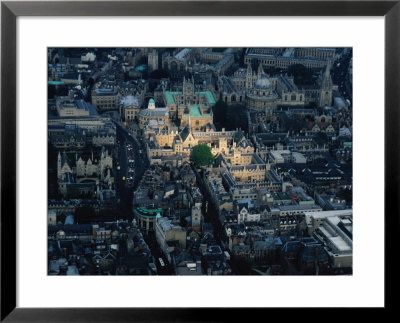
xmin=48 ymin=47 xmax=353 ymax=276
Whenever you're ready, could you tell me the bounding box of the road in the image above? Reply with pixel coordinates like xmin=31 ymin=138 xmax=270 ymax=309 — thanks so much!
xmin=144 ymin=232 xmax=174 ymax=275
xmin=114 ymin=122 xmax=148 ymax=220
xmin=331 ymin=49 xmax=353 ymax=104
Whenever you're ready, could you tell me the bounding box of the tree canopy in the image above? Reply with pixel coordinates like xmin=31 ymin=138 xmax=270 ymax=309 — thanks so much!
xmin=149 ymin=69 xmax=169 ymax=79
xmin=74 ymin=206 xmax=96 ymax=224
xmin=288 ymin=64 xmax=315 ymax=86
xmin=212 ymin=100 xmax=248 ymax=132
xmin=191 ymin=144 xmax=214 ymax=167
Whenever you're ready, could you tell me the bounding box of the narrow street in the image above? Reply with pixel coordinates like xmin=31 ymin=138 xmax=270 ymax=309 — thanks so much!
xmin=113 ymin=123 xmax=174 ymax=274
xmin=192 ymin=166 xmax=227 ymax=249
xmin=114 ymin=122 xmax=148 ymax=220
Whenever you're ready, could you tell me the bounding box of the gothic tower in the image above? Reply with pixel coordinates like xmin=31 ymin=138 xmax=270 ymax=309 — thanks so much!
xmin=246 ymin=64 xmax=253 ymax=91
xmin=183 ymin=76 xmax=195 ymax=104
xmin=319 ymin=61 xmax=333 ymax=107
xmin=148 ymin=49 xmax=159 ymax=72
xmin=191 ymin=204 xmax=203 ymax=228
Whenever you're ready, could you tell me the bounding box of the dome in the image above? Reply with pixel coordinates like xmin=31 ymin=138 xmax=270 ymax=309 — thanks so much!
xmin=148 ymin=98 xmax=156 ymax=109
xmin=254 ymin=73 xmax=272 ymax=90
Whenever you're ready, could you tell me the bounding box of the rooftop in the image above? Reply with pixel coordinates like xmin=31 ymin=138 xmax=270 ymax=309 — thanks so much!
xmin=133 ymin=206 xmax=163 ymax=218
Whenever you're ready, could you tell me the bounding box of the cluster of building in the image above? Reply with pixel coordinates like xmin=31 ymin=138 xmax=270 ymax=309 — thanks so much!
xmin=48 ymin=47 xmax=352 ymax=275
xmin=48 ymin=220 xmax=156 ymax=275
xmin=131 ymin=162 xmax=231 ymax=275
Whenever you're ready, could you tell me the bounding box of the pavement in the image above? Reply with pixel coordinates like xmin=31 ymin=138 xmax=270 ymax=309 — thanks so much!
xmin=114 ymin=120 xmax=148 ymax=220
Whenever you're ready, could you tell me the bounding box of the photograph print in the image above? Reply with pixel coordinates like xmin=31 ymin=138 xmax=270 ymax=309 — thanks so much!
xmin=48 ymin=47 xmax=352 ymax=276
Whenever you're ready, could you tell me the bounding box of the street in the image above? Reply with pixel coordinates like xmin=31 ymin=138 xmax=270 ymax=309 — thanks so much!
xmin=114 ymin=121 xmax=148 ymax=220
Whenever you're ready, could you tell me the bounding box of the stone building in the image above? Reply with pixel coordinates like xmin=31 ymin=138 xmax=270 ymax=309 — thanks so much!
xmin=147 ymin=49 xmax=159 ymax=72
xmin=246 ymin=72 xmax=280 ymax=110
xmin=137 ymin=99 xmax=169 ymax=129
xmin=155 ymin=217 xmax=187 ymax=262
xmin=133 ymin=206 xmax=163 ymax=232
xmin=48 ymin=117 xmax=116 ymax=149
xmin=56 ymin=148 xmax=114 ymax=197
xmin=163 ymin=77 xmax=216 ymax=122
xmin=180 ymin=106 xmax=213 ymax=131
xmin=145 ymin=127 xmax=240 ymax=162
xmin=161 ymin=48 xmax=195 ymax=73
xmin=91 ymin=86 xmax=120 ymax=111
xmin=244 ymin=47 xmax=332 ymax=70
xmin=220 ymin=58 xmax=334 ymax=109
xmin=120 ymin=95 xmax=140 ymax=122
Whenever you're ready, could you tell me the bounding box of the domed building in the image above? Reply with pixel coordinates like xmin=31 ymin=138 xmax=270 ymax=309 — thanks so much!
xmin=138 ymin=98 xmax=169 ymax=130
xmin=246 ymin=73 xmax=279 ymax=110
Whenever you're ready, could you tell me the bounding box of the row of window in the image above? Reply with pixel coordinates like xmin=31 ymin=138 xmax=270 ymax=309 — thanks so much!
xmin=284 ymin=94 xmax=303 ymax=101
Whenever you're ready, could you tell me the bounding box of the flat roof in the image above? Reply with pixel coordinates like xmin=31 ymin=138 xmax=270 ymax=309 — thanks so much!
xmin=306 ymin=209 xmax=353 ymax=220
xmin=329 ymin=236 xmax=352 ymax=252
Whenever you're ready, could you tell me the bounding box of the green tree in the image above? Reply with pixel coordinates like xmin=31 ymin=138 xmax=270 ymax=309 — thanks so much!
xmin=288 ymin=64 xmax=315 ymax=86
xmin=149 ymin=69 xmax=169 ymax=79
xmin=74 ymin=206 xmax=96 ymax=224
xmin=191 ymin=144 xmax=214 ymax=167
xmin=212 ymin=100 xmax=227 ymax=124
xmin=225 ymin=104 xmax=248 ymax=132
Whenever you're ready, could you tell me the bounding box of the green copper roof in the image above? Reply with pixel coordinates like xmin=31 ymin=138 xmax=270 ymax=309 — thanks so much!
xmin=48 ymin=81 xmax=65 ymax=86
xmin=165 ymin=91 xmax=216 ymax=105
xmin=343 ymin=142 xmax=352 ymax=148
xmin=133 ymin=206 xmax=163 ymax=218
xmin=164 ymin=91 xmax=181 ymax=104
xmin=135 ymin=64 xmax=147 ymax=71
xmin=190 ymin=105 xmax=201 ymax=117
xmin=149 ymin=98 xmax=155 ymax=103
xmin=204 ymin=91 xmax=216 ymax=104
xmin=182 ymin=106 xmax=212 ymax=118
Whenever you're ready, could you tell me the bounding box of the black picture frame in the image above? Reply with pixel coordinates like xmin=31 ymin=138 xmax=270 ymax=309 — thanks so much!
xmin=1 ymin=0 xmax=397 ymax=321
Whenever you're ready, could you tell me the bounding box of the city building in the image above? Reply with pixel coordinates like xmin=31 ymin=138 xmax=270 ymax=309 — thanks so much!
xmin=92 ymin=86 xmax=120 ymax=111
xmin=138 ymin=99 xmax=169 ymax=129
xmin=133 ymin=206 xmax=163 ymax=232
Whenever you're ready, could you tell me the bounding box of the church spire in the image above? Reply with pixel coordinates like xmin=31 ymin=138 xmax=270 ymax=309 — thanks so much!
xmin=247 ymin=63 xmax=252 ymax=75
xmin=322 ymin=60 xmax=332 ymax=88
xmin=257 ymin=62 xmax=264 ymax=76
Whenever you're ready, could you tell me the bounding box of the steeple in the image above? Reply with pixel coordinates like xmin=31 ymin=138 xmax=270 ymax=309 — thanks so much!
xmin=246 ymin=63 xmax=252 ymax=76
xmin=322 ymin=60 xmax=333 ymax=89
xmin=257 ymin=62 xmax=264 ymax=77
xmin=319 ymin=60 xmax=333 ymax=107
